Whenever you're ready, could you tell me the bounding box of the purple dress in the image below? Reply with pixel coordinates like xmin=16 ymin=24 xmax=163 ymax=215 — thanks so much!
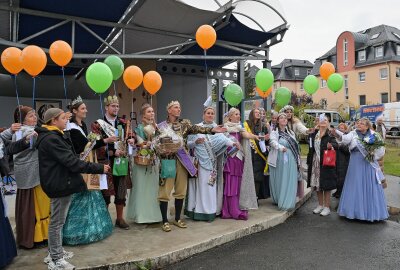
xmin=221 ymin=132 xmax=248 ymax=220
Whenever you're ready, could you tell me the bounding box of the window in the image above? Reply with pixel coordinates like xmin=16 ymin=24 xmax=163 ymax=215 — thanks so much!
xmin=397 ymin=92 xmax=400 ymax=102
xmin=322 ymin=59 xmax=327 ymax=64
xmin=397 ymin=45 xmax=400 ymax=56
xmin=294 ymin=68 xmax=300 ymax=76
xmin=307 ymin=69 xmax=312 ymax=75
xmin=343 ymin=39 xmax=348 ymax=66
xmin=358 ymin=50 xmax=366 ymax=62
xmin=375 ymin=46 xmax=383 ymax=58
xmin=344 ymin=75 xmax=349 ymax=99
xmin=300 ymin=83 xmax=304 ymax=90
xmin=321 ymin=79 xmax=327 ymax=88
xmin=359 ymin=72 xmax=366 ymax=82
xmin=273 ymin=83 xmax=277 ymax=90
xmin=396 ymin=67 xmax=400 ymax=78
xmin=380 ymin=68 xmax=388 ymax=79
xmin=359 ymin=95 xmax=366 ymax=105
xmin=381 ymin=93 xmax=388 ymax=103
xmin=370 ymin=33 xmax=380 ymax=40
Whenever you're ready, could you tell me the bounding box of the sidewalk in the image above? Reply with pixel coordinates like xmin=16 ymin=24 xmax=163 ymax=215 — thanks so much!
xmin=5 ymin=185 xmax=312 ymax=270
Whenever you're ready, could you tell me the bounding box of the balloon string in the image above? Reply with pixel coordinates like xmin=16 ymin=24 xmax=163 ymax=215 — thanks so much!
xmin=131 ymin=90 xmax=134 ymax=138
xmin=150 ymin=95 xmax=153 ymax=107
xmin=99 ymin=94 xmax=110 ymax=163
xmin=113 ymin=82 xmax=117 ymax=96
xmin=62 ymin=67 xmax=68 ymax=106
xmin=12 ymin=75 xmax=22 ymax=123
xmin=32 ymin=77 xmax=36 ymax=109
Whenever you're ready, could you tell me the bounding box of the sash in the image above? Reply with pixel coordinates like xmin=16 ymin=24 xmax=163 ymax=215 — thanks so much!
xmin=244 ymin=122 xmax=268 ymax=173
xmin=355 ymin=138 xmax=385 ymax=184
xmin=176 ymin=148 xmax=197 ymax=177
xmin=66 ymin=121 xmax=86 ymax=137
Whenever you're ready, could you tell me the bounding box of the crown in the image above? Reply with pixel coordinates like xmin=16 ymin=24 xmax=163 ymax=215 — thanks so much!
xmin=166 ymin=100 xmax=180 ymax=110
xmin=71 ymin=96 xmax=83 ymax=107
xmin=104 ymin=95 xmax=119 ymax=106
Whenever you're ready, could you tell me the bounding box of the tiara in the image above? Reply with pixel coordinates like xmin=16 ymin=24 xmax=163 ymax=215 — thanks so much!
xmin=166 ymin=100 xmax=180 ymax=110
xmin=104 ymin=95 xmax=119 ymax=106
xmin=71 ymin=96 xmax=83 ymax=107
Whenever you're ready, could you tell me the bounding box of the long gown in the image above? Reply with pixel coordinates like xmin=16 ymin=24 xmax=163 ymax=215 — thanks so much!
xmin=63 ymin=121 xmax=113 ymax=245
xmin=269 ymin=138 xmax=298 ymax=211
xmin=126 ymin=124 xmax=162 ymax=223
xmin=0 ymin=191 xmax=17 ymax=268
xmin=221 ymin=132 xmax=248 ymax=220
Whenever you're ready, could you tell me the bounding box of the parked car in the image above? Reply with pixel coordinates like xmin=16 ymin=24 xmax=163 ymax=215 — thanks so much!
xmin=301 ymin=109 xmax=344 ymax=128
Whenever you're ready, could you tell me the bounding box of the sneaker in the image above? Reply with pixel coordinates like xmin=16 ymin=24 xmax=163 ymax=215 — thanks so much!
xmin=320 ymin=207 xmax=331 ymax=216
xmin=312 ymin=205 xmax=324 ymax=214
xmin=44 ymin=250 xmax=74 ymax=264
xmin=48 ymin=258 xmax=75 ymax=270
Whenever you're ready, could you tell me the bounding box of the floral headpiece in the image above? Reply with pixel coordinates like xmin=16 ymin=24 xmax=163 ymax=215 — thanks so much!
xmin=104 ymin=95 xmax=119 ymax=106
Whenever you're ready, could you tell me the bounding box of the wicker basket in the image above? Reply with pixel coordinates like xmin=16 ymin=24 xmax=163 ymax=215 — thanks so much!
xmin=134 ymin=156 xmax=153 ymax=166
xmin=155 ymin=142 xmax=182 ymax=155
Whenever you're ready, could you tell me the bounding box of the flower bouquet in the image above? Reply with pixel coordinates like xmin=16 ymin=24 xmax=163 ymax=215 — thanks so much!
xmin=359 ymin=132 xmax=385 ymax=162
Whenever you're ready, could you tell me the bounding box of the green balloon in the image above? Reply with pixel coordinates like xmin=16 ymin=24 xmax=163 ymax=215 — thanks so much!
xmin=275 ymin=87 xmax=291 ymax=107
xmin=327 ymin=73 xmax=343 ymax=93
xmin=104 ymin=55 xmax=124 ymax=80
xmin=255 ymin=68 xmax=274 ymax=91
xmin=224 ymin=83 xmax=243 ymax=106
xmin=86 ymin=62 xmax=113 ymax=94
xmin=303 ymin=75 xmax=319 ymax=95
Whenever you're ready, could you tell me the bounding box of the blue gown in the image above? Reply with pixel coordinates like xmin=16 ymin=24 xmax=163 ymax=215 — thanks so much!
xmin=63 ymin=190 xmax=113 ymax=245
xmin=0 ymin=193 xmax=17 ymax=268
xmin=269 ymin=138 xmax=298 ymax=210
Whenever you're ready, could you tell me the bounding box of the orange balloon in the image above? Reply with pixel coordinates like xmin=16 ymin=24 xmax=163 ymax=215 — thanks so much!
xmin=143 ymin=71 xmax=162 ymax=95
xmin=1 ymin=47 xmax=23 ymax=75
xmin=256 ymin=87 xmax=272 ymax=98
xmin=319 ymin=62 xmax=335 ymax=81
xmin=123 ymin=65 xmax=143 ymax=90
xmin=49 ymin=40 xmax=73 ymax=67
xmin=21 ymin=45 xmax=47 ymax=77
xmin=196 ymin=25 xmax=217 ymax=50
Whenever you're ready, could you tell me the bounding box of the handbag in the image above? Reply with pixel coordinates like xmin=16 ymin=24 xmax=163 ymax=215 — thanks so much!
xmin=160 ymin=159 xmax=176 ymax=179
xmin=82 ymin=150 xmax=100 ymax=190
xmin=322 ymin=148 xmax=336 ymax=167
xmin=113 ymin=157 xmax=129 ymax=176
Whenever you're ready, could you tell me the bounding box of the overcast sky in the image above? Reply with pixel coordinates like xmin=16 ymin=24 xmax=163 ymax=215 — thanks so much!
xmin=269 ymin=0 xmax=400 ymax=65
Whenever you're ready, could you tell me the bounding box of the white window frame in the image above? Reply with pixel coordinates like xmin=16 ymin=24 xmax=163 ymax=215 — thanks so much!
xmin=344 ymin=75 xmax=349 ymax=99
xmin=396 ymin=67 xmax=400 ymax=79
xmin=358 ymin=72 xmax=366 ymax=82
xmin=375 ymin=46 xmax=383 ymax=58
xmin=294 ymin=68 xmax=300 ymax=76
xmin=300 ymin=83 xmax=304 ymax=90
xmin=343 ymin=39 xmax=348 ymax=66
xmin=381 ymin=92 xmax=388 ymax=103
xmin=397 ymin=45 xmax=400 ymax=56
xmin=358 ymin=50 xmax=366 ymax=62
xmin=380 ymin=68 xmax=388 ymax=80
xmin=321 ymin=79 xmax=327 ymax=88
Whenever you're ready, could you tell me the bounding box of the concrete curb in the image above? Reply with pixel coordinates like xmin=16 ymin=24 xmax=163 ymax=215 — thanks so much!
xmin=80 ymin=189 xmax=312 ymax=270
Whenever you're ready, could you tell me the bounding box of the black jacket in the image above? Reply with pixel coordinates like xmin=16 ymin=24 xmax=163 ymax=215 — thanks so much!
xmin=35 ymin=126 xmax=104 ymax=198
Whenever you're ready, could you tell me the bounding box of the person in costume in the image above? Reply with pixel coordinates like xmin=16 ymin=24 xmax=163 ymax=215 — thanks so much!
xmin=334 ymin=122 xmax=350 ymax=198
xmin=8 ymin=106 xmax=50 ymax=249
xmin=126 ymin=103 xmax=162 ymax=224
xmin=268 ymin=113 xmax=301 ymax=211
xmin=157 ymin=101 xmax=226 ymax=232
xmin=62 ymin=96 xmax=115 ymax=245
xmin=185 ymin=107 xmax=237 ymax=222
xmin=331 ymin=118 xmax=388 ymax=222
xmin=244 ymin=108 xmax=270 ymax=200
xmin=220 ymin=108 xmax=259 ymax=220
xmin=92 ymin=95 xmax=134 ymax=230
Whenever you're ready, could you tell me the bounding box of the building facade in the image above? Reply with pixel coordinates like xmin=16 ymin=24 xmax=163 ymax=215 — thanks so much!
xmin=311 ymin=25 xmax=400 ymax=112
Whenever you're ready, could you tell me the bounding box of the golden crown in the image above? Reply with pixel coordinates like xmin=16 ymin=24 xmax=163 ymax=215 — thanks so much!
xmin=166 ymin=100 xmax=180 ymax=110
xmin=104 ymin=95 xmax=119 ymax=106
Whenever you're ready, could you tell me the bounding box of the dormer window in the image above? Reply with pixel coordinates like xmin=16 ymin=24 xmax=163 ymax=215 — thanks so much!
xmin=294 ymin=68 xmax=300 ymax=76
xmin=370 ymin=33 xmax=380 ymax=40
xmin=375 ymin=46 xmax=383 ymax=58
xmin=358 ymin=50 xmax=366 ymax=62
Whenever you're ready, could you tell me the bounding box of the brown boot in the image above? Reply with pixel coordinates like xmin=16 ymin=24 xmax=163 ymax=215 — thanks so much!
xmin=115 ymin=204 xmax=130 ymax=230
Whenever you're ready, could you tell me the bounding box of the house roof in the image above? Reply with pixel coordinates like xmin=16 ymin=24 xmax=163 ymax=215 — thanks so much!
xmin=271 ymin=58 xmax=312 ymax=81
xmin=272 ymin=58 xmax=313 ymax=68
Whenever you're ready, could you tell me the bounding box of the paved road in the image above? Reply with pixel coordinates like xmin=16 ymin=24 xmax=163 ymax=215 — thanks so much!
xmin=165 ymin=195 xmax=400 ymax=270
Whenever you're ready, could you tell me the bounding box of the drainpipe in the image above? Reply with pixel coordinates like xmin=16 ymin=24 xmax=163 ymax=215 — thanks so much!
xmin=387 ymin=62 xmax=392 ymax=103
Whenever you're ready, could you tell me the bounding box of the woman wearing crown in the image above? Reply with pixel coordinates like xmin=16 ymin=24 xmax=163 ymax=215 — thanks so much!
xmin=62 ymin=96 xmax=116 ymax=245
xmin=126 ymin=104 xmax=162 ymax=224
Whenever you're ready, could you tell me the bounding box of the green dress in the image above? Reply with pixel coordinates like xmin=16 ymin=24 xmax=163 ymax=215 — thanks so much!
xmin=126 ymin=124 xmax=162 ymax=223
